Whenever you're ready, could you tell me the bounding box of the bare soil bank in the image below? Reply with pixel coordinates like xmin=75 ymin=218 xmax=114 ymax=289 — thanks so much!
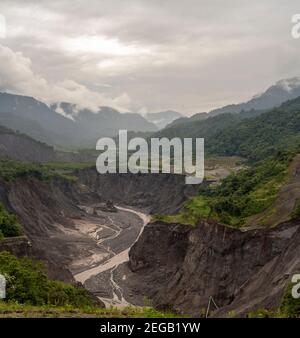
xmin=0 ymin=169 xmax=299 ymax=317
xmin=0 ymin=170 xmax=198 ymax=282
xmin=121 ymin=219 xmax=300 ymax=317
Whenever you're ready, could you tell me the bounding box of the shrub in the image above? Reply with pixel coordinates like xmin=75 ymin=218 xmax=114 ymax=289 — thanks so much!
xmin=0 ymin=252 xmax=93 ymax=307
xmin=0 ymin=203 xmax=22 ymax=238
xmin=280 ymin=283 xmax=300 ymax=318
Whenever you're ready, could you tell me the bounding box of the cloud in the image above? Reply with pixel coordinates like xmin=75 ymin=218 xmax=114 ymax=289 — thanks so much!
xmin=0 ymin=44 xmax=132 ymax=112
xmin=64 ymin=35 xmax=151 ymax=56
xmin=0 ymin=0 xmax=299 ymax=114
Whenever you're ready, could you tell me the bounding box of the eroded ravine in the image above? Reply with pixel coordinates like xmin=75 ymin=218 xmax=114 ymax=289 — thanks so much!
xmin=74 ymin=206 xmax=150 ymax=307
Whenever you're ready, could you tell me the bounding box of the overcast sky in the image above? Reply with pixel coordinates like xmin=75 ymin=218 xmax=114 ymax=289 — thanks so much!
xmin=0 ymin=0 xmax=299 ymax=115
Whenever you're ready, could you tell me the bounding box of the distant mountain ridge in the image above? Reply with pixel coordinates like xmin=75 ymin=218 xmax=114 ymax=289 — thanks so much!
xmin=0 ymin=92 xmax=77 ymax=148
xmin=210 ymin=77 xmax=300 ymax=116
xmin=155 ymin=94 xmax=300 ymax=162
xmin=164 ymin=112 xmax=208 ymax=129
xmin=0 ymin=93 xmax=157 ymax=149
xmin=0 ymin=124 xmax=57 ymax=162
xmin=1 ymin=76 xmax=300 ymax=150
xmin=206 ymin=96 xmax=300 ymax=160
xmin=145 ymin=110 xmax=183 ymax=129
xmin=52 ymin=102 xmax=157 ymax=138
xmin=0 ymin=123 xmax=97 ymax=162
xmin=155 ymin=77 xmax=300 ymax=141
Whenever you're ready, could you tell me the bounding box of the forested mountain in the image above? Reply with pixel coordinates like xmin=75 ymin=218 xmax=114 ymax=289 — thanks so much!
xmin=152 ymin=107 xmax=265 ymax=142
xmin=0 ymin=93 xmax=157 ymax=149
xmin=53 ymin=102 xmax=157 ymax=138
xmin=0 ymin=124 xmax=57 ymax=162
xmin=206 ymin=97 xmax=300 ymax=161
xmin=163 ymin=76 xmax=300 ymax=129
xmin=0 ymin=124 xmax=97 ymax=162
xmin=152 ymin=113 xmax=241 ymax=139
xmin=154 ymin=96 xmax=300 ymax=161
xmin=0 ymin=93 xmax=77 ymax=148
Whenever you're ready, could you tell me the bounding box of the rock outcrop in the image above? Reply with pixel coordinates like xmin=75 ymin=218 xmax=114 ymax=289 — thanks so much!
xmin=125 ymin=219 xmax=300 ymax=317
xmin=0 ymin=171 xmax=199 ymax=282
xmin=76 ymin=169 xmax=201 ymax=214
xmin=0 ymin=236 xmax=32 ymax=257
xmin=1 ymin=168 xmax=298 ymax=317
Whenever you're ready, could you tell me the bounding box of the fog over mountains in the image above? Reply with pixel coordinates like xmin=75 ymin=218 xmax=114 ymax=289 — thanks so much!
xmin=0 ymin=93 xmax=157 ymax=148
xmin=1 ymin=76 xmax=300 ymax=150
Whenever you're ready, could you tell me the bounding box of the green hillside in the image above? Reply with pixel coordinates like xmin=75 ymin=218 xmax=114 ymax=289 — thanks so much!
xmin=206 ymin=97 xmax=300 ymax=161
xmin=155 ymin=96 xmax=300 ymax=162
xmin=154 ymin=151 xmax=294 ymax=227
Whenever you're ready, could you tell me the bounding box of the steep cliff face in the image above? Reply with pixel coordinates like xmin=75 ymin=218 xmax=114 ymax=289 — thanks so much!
xmin=0 ymin=178 xmax=86 ymax=281
xmin=215 ymin=224 xmax=300 ymax=316
xmin=0 ymin=171 xmax=199 ymax=282
xmin=126 ymin=219 xmax=300 ymax=317
xmin=1 ymin=169 xmax=298 ymax=317
xmin=76 ymin=169 xmax=200 ymax=214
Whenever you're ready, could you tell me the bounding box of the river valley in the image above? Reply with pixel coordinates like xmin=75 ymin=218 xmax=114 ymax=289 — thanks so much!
xmin=1 ymin=171 xmax=300 ymax=316
xmin=73 ymin=206 xmax=150 ymax=307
